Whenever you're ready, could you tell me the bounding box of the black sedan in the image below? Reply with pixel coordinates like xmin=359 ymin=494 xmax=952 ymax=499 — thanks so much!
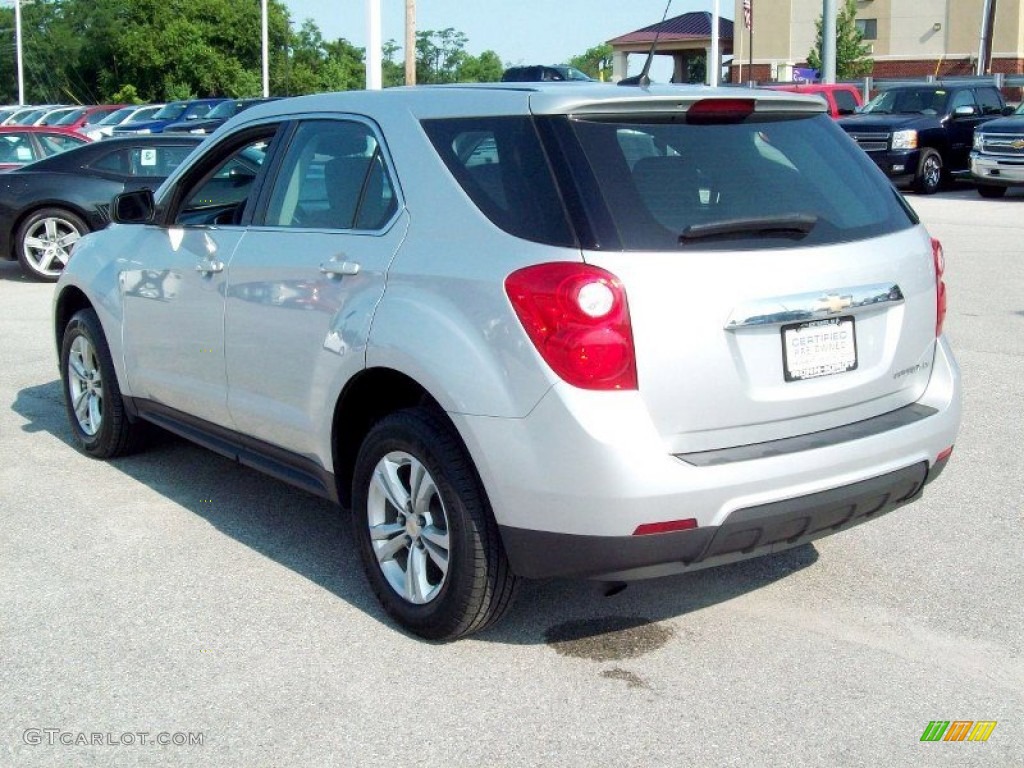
xmin=0 ymin=134 xmax=203 ymax=280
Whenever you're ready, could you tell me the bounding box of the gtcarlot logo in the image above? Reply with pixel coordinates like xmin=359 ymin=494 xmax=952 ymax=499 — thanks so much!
xmin=920 ymin=721 xmax=997 ymax=742
xmin=23 ymin=729 xmax=204 ymax=747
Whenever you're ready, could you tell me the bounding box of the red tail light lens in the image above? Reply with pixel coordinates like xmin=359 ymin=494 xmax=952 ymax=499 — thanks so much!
xmin=932 ymin=238 xmax=947 ymax=337
xmin=505 ymin=263 xmax=637 ymax=390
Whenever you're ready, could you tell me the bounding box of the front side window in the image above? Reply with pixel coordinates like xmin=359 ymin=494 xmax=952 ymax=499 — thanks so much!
xmin=949 ymin=90 xmax=977 ymax=113
xmin=173 ymin=132 xmax=274 ymax=226
xmin=264 ymin=120 xmax=397 ymax=231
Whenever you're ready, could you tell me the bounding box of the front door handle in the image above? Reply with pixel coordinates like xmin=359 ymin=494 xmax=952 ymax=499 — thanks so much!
xmin=319 ymin=260 xmax=361 ymax=278
xmin=195 ymin=260 xmax=224 ymax=276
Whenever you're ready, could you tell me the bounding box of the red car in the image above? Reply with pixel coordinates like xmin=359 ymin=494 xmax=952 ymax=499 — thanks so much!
xmin=764 ymin=83 xmax=864 ymax=119
xmin=0 ymin=126 xmax=90 ymax=171
xmin=52 ymin=104 xmax=128 ymax=133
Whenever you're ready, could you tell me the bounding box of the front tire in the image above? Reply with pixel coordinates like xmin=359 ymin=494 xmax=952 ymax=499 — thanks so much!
xmin=913 ymin=150 xmax=943 ymax=194
xmin=977 ymin=184 xmax=1007 ymax=199
xmin=351 ymin=408 xmax=518 ymax=640
xmin=60 ymin=309 xmax=144 ymax=458
xmin=16 ymin=207 xmax=89 ymax=282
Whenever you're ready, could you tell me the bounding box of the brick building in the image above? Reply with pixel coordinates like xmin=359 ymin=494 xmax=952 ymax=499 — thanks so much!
xmin=730 ymin=0 xmax=1024 ymax=83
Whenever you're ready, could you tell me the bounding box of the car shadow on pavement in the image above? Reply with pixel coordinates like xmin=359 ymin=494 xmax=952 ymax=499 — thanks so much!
xmin=0 ymin=260 xmax=34 ymax=283
xmin=14 ymin=378 xmax=820 ymax=647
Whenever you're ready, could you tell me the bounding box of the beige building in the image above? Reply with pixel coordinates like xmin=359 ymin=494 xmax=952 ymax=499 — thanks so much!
xmin=730 ymin=0 xmax=1024 ymax=81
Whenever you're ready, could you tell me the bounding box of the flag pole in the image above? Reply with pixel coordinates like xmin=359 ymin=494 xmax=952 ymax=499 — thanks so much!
xmin=748 ymin=1 xmax=754 ymax=84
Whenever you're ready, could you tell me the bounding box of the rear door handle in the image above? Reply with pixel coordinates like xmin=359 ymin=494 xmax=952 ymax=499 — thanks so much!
xmin=319 ymin=260 xmax=361 ymax=278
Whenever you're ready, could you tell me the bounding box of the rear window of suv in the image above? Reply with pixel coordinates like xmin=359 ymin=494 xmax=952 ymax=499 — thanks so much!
xmin=558 ymin=112 xmax=917 ymax=250
xmin=427 ymin=111 xmax=916 ymax=251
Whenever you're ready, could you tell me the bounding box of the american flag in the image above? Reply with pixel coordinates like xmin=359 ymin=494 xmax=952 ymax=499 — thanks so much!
xmin=743 ymin=0 xmax=752 ymax=31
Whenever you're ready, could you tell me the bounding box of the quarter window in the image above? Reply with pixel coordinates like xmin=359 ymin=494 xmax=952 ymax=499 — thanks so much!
xmin=264 ymin=120 xmax=397 ymax=231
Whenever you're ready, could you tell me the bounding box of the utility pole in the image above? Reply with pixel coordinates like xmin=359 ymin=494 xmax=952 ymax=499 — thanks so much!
xmin=977 ymin=0 xmax=997 ymax=75
xmin=405 ymin=0 xmax=416 ymax=85
xmin=822 ymin=0 xmax=837 ymax=83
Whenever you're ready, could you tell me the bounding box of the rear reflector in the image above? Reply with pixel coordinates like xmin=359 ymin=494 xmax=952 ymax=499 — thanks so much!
xmin=936 ymin=445 xmax=954 ymax=463
xmin=633 ymin=519 xmax=698 ymax=536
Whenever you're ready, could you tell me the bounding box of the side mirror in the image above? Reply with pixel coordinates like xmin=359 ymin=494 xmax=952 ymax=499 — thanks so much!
xmin=953 ymin=105 xmax=977 ymax=118
xmin=1003 ymin=105 xmax=1016 ymax=116
xmin=112 ymin=188 xmax=156 ymax=224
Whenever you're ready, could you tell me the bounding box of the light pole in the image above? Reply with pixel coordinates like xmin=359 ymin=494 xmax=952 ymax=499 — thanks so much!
xmin=261 ymin=0 xmax=269 ymax=97
xmin=366 ymin=0 xmax=382 ymax=89
xmin=14 ymin=0 xmax=24 ymax=104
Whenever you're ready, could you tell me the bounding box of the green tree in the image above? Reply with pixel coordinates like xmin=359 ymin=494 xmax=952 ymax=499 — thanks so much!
xmin=456 ymin=51 xmax=503 ymax=83
xmin=416 ymin=28 xmax=468 ymax=84
xmin=568 ymin=43 xmax=613 ymax=81
xmin=807 ymin=0 xmax=873 ymax=79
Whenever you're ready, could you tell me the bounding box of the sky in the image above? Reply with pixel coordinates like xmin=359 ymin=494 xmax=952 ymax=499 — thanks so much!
xmin=284 ymin=0 xmax=733 ymax=79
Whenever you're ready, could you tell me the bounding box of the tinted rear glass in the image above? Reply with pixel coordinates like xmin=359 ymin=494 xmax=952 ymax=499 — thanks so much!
xmin=423 ymin=116 xmax=576 ymax=248
xmin=555 ymin=112 xmax=916 ymax=250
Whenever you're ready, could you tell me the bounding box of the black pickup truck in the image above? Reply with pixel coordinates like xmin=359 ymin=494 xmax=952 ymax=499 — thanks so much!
xmin=837 ymin=82 xmax=1010 ymax=193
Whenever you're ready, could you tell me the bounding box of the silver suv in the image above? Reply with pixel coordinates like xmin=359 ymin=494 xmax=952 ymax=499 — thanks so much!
xmin=54 ymin=85 xmax=961 ymax=640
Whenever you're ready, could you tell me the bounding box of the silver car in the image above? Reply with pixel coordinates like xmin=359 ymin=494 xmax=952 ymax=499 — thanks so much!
xmin=54 ymin=85 xmax=961 ymax=640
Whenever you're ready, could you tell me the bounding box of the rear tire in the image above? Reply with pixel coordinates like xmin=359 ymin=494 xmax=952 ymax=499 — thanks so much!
xmin=977 ymin=184 xmax=1007 ymax=199
xmin=351 ymin=408 xmax=518 ymax=640
xmin=912 ymin=150 xmax=943 ymax=195
xmin=60 ymin=309 xmax=145 ymax=458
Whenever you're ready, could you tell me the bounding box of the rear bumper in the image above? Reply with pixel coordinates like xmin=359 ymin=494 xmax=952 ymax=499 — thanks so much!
xmin=500 ymin=459 xmax=941 ymax=580
xmin=454 ymin=337 xmax=961 ymax=581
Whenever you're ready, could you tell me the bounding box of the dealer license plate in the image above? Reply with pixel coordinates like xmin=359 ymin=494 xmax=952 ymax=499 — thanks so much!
xmin=782 ymin=316 xmax=857 ymax=382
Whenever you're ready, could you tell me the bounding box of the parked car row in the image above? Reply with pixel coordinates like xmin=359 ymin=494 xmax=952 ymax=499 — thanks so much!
xmin=0 ymin=134 xmax=205 ymax=280
xmin=764 ymin=80 xmax=1024 ymax=198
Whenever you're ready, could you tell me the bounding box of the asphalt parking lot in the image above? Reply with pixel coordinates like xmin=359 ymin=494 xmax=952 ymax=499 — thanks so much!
xmin=1 ymin=186 xmax=1021 ymax=768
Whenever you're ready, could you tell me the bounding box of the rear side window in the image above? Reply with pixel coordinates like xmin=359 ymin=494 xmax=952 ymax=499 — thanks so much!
xmin=975 ymin=87 xmax=1004 ymax=115
xmin=833 ymin=89 xmax=859 ymax=115
xmin=422 ymin=116 xmax=576 ymax=248
xmin=556 ymin=113 xmax=916 ymax=251
xmin=263 ymin=119 xmax=397 ymax=231
xmin=89 ymin=145 xmax=195 ymax=176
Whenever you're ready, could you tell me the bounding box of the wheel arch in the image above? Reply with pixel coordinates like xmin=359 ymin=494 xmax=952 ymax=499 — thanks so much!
xmin=53 ymin=286 xmax=94 ymax=360
xmin=332 ymin=367 xmax=466 ymax=508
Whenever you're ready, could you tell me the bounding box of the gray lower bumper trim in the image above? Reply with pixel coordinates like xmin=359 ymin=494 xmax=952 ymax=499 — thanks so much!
xmin=676 ymin=403 xmax=938 ymax=467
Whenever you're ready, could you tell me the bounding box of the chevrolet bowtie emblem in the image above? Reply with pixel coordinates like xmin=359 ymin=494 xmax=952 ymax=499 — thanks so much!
xmin=1012 ymin=139 xmax=1024 ymax=150
xmin=814 ymin=294 xmax=854 ymax=314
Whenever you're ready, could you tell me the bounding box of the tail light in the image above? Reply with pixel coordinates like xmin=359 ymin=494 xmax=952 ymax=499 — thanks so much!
xmin=504 ymin=263 xmax=637 ymax=390
xmin=932 ymin=238 xmax=947 ymax=337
